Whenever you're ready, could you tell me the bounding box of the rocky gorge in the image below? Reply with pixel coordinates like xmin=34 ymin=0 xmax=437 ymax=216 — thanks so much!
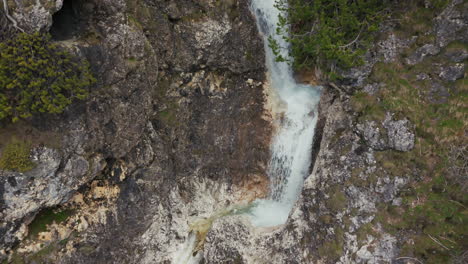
xmin=0 ymin=0 xmax=467 ymax=263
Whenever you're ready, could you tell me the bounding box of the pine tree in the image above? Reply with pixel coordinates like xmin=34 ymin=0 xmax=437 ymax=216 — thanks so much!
xmin=0 ymin=33 xmax=95 ymax=122
xmin=270 ymin=0 xmax=388 ymax=79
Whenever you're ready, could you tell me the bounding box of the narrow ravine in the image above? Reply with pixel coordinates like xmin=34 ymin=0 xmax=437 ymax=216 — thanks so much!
xmin=247 ymin=0 xmax=321 ymax=227
xmin=172 ymin=0 xmax=321 ymax=262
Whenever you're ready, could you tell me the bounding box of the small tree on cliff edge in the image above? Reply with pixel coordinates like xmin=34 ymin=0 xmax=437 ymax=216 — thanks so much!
xmin=0 ymin=32 xmax=95 ymax=123
xmin=269 ymin=0 xmax=388 ymax=79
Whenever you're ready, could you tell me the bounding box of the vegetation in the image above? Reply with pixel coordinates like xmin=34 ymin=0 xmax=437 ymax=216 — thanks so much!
xmin=350 ymin=41 xmax=467 ymax=263
xmin=0 ymin=138 xmax=34 ymax=172
xmin=344 ymin=1 xmax=466 ymax=261
xmin=269 ymin=0 xmax=389 ymax=78
xmin=27 ymin=208 xmax=74 ymax=239
xmin=0 ymin=32 xmax=95 ymax=123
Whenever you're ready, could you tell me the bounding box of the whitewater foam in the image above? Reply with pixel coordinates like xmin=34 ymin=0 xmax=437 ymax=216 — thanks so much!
xmin=248 ymin=0 xmax=321 ymax=227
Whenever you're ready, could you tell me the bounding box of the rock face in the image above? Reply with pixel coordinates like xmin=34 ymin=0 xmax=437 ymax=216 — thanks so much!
xmin=1 ymin=0 xmax=466 ymax=263
xmin=1 ymin=0 xmax=270 ymax=262
xmin=172 ymin=1 xmax=467 ymax=264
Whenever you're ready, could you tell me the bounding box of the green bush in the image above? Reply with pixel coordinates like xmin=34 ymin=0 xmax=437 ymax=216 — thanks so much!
xmin=269 ymin=0 xmax=388 ymax=78
xmin=0 ymin=32 xmax=95 ymax=123
xmin=0 ymin=139 xmax=34 ymax=172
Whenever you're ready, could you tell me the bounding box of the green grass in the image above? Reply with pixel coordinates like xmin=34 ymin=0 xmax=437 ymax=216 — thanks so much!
xmin=352 ymin=41 xmax=467 ymax=262
xmin=27 ymin=208 xmax=74 ymax=239
xmin=0 ymin=138 xmax=34 ymax=172
xmin=346 ymin=3 xmax=467 ymax=254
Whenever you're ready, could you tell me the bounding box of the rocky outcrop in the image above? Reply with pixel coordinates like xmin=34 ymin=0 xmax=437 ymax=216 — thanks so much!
xmin=183 ymin=1 xmax=467 ymax=263
xmin=1 ymin=0 xmax=466 ymax=263
xmin=1 ymin=0 xmax=270 ymax=262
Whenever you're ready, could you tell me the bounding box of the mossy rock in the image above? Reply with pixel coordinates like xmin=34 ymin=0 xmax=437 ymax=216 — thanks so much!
xmin=325 ymin=187 xmax=347 ymax=213
xmin=27 ymin=208 xmax=74 ymax=239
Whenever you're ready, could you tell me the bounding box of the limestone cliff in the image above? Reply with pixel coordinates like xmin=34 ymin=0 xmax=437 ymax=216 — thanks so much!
xmin=0 ymin=0 xmax=466 ymax=263
xmin=1 ymin=0 xmax=270 ymax=262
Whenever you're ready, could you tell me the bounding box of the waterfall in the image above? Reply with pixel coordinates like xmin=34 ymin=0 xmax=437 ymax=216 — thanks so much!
xmin=173 ymin=232 xmax=203 ymax=264
xmin=248 ymin=0 xmax=321 ymax=227
xmin=171 ymin=1 xmax=321 ymax=262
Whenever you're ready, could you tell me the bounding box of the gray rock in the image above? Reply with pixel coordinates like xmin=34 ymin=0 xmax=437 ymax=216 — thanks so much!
xmin=383 ymin=114 xmax=415 ymax=152
xmin=438 ymin=63 xmax=466 ymax=82
xmin=435 ymin=0 xmax=468 ymax=48
xmin=445 ymin=49 xmax=468 ymax=63
xmin=406 ymin=44 xmax=441 ymax=65
xmin=363 ymin=83 xmax=380 ymax=95
xmin=357 ymin=121 xmax=388 ymax=151
xmin=203 ymin=217 xmax=250 ymax=264
xmin=429 ymin=81 xmax=451 ymax=103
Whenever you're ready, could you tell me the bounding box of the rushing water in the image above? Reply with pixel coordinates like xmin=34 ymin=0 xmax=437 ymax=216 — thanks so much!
xmin=247 ymin=0 xmax=321 ymax=227
xmin=172 ymin=1 xmax=321 ymax=262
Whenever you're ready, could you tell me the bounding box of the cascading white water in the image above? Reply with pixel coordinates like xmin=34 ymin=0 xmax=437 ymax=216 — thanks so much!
xmin=171 ymin=1 xmax=321 ymax=262
xmin=248 ymin=0 xmax=321 ymax=227
xmin=173 ymin=232 xmax=203 ymax=264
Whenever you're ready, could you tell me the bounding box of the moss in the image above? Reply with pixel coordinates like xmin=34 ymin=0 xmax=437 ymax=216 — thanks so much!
xmin=356 ymin=223 xmax=378 ymax=247
xmin=127 ymin=14 xmax=143 ymax=30
xmin=318 ymin=227 xmax=344 ymax=260
xmin=0 ymin=139 xmax=34 ymax=172
xmin=326 ymin=187 xmax=347 ymax=213
xmin=350 ymin=91 xmax=386 ymax=122
xmin=27 ymin=208 xmax=74 ymax=239
xmin=27 ymin=243 xmax=57 ymax=263
xmin=319 ymin=214 xmax=333 ymax=225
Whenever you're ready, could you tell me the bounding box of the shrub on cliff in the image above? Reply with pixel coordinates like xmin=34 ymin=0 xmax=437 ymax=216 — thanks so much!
xmin=0 ymin=139 xmax=34 ymax=172
xmin=0 ymin=32 xmax=95 ymax=123
xmin=269 ymin=0 xmax=388 ymax=79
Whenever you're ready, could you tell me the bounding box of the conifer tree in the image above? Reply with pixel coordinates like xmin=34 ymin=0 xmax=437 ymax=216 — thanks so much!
xmin=270 ymin=0 xmax=387 ymax=79
xmin=0 ymin=33 xmax=95 ymax=122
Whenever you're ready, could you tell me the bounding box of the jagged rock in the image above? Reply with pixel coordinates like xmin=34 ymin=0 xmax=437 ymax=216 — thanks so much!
xmin=1 ymin=0 xmax=464 ymax=263
xmin=406 ymin=44 xmax=441 ymax=65
xmin=435 ymin=0 xmax=468 ymax=47
xmin=204 ymin=217 xmax=251 ymax=263
xmin=355 ymin=234 xmax=398 ymax=264
xmin=377 ymin=33 xmax=415 ymax=63
xmin=363 ymin=83 xmax=380 ymax=95
xmin=383 ymin=114 xmax=415 ymax=152
xmin=10 ymin=0 xmax=63 ymax=32
xmin=445 ymin=48 xmax=468 ymax=63
xmin=357 ymin=121 xmax=388 ymax=151
xmin=438 ymin=63 xmax=466 ymax=82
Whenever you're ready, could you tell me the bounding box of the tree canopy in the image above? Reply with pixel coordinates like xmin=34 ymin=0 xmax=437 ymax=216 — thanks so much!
xmin=269 ymin=0 xmax=388 ymax=79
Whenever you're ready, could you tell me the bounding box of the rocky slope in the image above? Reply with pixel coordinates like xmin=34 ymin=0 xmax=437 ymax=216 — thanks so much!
xmin=0 ymin=0 xmax=466 ymax=263
xmin=202 ymin=1 xmax=467 ymax=263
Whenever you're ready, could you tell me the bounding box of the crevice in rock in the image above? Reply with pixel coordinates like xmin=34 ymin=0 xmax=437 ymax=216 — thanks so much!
xmin=49 ymin=0 xmax=92 ymax=41
xmin=309 ymin=87 xmax=336 ymax=175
